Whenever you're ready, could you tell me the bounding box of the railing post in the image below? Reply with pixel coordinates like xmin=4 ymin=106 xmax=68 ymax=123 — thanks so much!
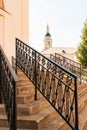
xmin=15 ymin=38 xmax=17 ymax=74
xmin=13 ymin=81 xmax=17 ymax=130
xmin=34 ymin=51 xmax=38 ymax=100
xmin=75 ymin=77 xmax=79 ymax=130
xmin=55 ymin=53 xmax=56 ymax=62
xmin=0 ymin=50 xmax=2 ymax=103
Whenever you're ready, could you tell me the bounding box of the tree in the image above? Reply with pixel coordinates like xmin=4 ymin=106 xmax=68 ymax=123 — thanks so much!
xmin=76 ymin=19 xmax=87 ymax=68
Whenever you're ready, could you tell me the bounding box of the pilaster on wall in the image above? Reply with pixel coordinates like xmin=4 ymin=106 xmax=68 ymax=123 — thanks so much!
xmin=22 ymin=0 xmax=29 ymax=43
xmin=0 ymin=0 xmax=29 ymax=63
xmin=0 ymin=0 xmax=4 ymax=9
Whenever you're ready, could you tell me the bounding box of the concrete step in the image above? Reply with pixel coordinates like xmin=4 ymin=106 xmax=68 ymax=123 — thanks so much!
xmin=42 ymin=115 xmax=68 ymax=130
xmin=41 ymin=84 xmax=87 ymax=130
xmin=17 ymin=71 xmax=33 ymax=86
xmin=0 ymin=115 xmax=8 ymax=127
xmin=1 ymin=67 xmax=87 ymax=130
xmin=0 ymin=98 xmax=50 ymax=116
xmin=17 ymin=98 xmax=50 ymax=116
xmin=17 ymin=80 xmax=32 ymax=86
xmin=17 ymin=91 xmax=43 ymax=104
xmin=17 ymin=84 xmax=35 ymax=95
xmin=82 ymin=120 xmax=87 ymax=130
xmin=0 ymin=128 xmax=34 ymax=130
xmin=0 ymin=104 xmax=6 ymax=115
xmin=0 ymin=106 xmax=57 ymax=130
xmin=79 ymin=104 xmax=87 ymax=130
xmin=17 ymin=106 xmax=57 ymax=130
xmin=78 ymin=84 xmax=86 ymax=90
xmin=22 ymin=98 xmax=50 ymax=115
xmin=78 ymin=85 xmax=87 ymax=98
xmin=78 ymin=91 xmax=87 ymax=112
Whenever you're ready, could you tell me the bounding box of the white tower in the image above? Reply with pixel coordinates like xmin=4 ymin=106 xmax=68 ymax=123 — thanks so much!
xmin=44 ymin=25 xmax=52 ymax=51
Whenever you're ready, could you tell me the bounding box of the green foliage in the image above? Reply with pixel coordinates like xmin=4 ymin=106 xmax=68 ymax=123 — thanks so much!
xmin=76 ymin=19 xmax=87 ymax=68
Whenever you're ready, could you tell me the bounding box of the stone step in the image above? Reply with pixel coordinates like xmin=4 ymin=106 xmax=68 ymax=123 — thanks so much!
xmin=78 ymin=92 xmax=87 ymax=112
xmin=17 ymin=106 xmax=57 ymax=130
xmin=0 ymin=128 xmax=34 ymax=130
xmin=17 ymin=70 xmax=31 ymax=80
xmin=17 ymin=91 xmax=35 ymax=104
xmin=0 ymin=115 xmax=8 ymax=127
xmin=17 ymin=91 xmax=43 ymax=104
xmin=40 ymin=86 xmax=87 ymax=130
xmin=17 ymin=80 xmax=32 ymax=86
xmin=17 ymin=98 xmax=50 ymax=116
xmin=78 ymin=84 xmax=86 ymax=90
xmin=17 ymin=72 xmax=33 ymax=86
xmin=0 ymin=98 xmax=50 ymax=116
xmin=17 ymin=84 xmax=35 ymax=95
xmin=0 ymin=106 xmax=57 ymax=130
xmin=1 ymin=67 xmax=87 ymax=130
xmin=78 ymin=85 xmax=87 ymax=100
xmin=21 ymin=98 xmax=50 ymax=115
xmin=79 ymin=104 xmax=87 ymax=130
xmin=17 ymin=74 xmax=29 ymax=80
xmin=42 ymin=114 xmax=69 ymax=130
xmin=0 ymin=104 xmax=6 ymax=115
xmin=82 ymin=120 xmax=87 ymax=130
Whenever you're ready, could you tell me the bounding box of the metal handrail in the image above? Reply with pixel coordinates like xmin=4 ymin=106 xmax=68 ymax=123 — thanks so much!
xmin=15 ymin=38 xmax=79 ymax=130
xmin=50 ymin=53 xmax=81 ymax=76
xmin=0 ymin=45 xmax=18 ymax=130
xmin=55 ymin=53 xmax=81 ymax=67
xmin=50 ymin=53 xmax=87 ymax=85
xmin=0 ymin=45 xmax=18 ymax=82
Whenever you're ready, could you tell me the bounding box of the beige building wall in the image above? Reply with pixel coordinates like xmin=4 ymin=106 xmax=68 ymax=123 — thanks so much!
xmin=0 ymin=0 xmax=29 ymax=63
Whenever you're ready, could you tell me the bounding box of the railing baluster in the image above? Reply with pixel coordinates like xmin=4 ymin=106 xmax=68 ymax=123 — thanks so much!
xmin=15 ymin=38 xmax=79 ymax=130
xmin=34 ymin=51 xmax=38 ymax=100
xmin=50 ymin=53 xmax=87 ymax=85
xmin=13 ymin=81 xmax=17 ymax=130
xmin=75 ymin=77 xmax=79 ymax=130
xmin=0 ymin=50 xmax=2 ymax=103
xmin=0 ymin=45 xmax=18 ymax=130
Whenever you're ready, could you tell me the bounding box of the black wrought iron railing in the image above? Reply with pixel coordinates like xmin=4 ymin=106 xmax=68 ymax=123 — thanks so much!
xmin=50 ymin=53 xmax=87 ymax=85
xmin=80 ymin=69 xmax=87 ymax=85
xmin=0 ymin=45 xmax=18 ymax=130
xmin=50 ymin=53 xmax=81 ymax=76
xmin=14 ymin=38 xmax=79 ymax=130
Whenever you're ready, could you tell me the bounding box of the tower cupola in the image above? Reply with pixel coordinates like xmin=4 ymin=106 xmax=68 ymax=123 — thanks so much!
xmin=44 ymin=25 xmax=52 ymax=51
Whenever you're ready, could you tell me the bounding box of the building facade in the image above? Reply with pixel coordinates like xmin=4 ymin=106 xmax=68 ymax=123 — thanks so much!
xmin=42 ymin=25 xmax=77 ymax=62
xmin=0 ymin=0 xmax=29 ymax=63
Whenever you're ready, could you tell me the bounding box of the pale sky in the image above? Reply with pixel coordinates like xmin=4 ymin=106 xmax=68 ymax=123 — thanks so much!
xmin=29 ymin=0 xmax=87 ymax=51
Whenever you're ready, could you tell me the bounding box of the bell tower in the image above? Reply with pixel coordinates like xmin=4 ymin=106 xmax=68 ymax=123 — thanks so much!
xmin=44 ymin=25 xmax=52 ymax=51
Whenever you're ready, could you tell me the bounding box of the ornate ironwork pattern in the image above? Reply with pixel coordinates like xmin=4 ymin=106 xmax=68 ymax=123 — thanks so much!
xmin=16 ymin=38 xmax=79 ymax=130
xmin=50 ymin=53 xmax=87 ymax=85
xmin=81 ymin=69 xmax=87 ymax=85
xmin=50 ymin=53 xmax=81 ymax=76
xmin=0 ymin=45 xmax=18 ymax=130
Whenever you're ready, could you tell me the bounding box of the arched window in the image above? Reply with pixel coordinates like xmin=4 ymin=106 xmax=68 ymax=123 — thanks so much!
xmin=0 ymin=0 xmax=4 ymax=9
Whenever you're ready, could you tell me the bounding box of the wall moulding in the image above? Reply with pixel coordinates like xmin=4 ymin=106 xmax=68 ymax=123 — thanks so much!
xmin=0 ymin=8 xmax=11 ymax=16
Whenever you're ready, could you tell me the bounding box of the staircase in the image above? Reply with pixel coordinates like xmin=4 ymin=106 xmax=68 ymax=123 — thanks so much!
xmin=0 ymin=69 xmax=87 ymax=130
xmin=0 ymin=38 xmax=87 ymax=130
